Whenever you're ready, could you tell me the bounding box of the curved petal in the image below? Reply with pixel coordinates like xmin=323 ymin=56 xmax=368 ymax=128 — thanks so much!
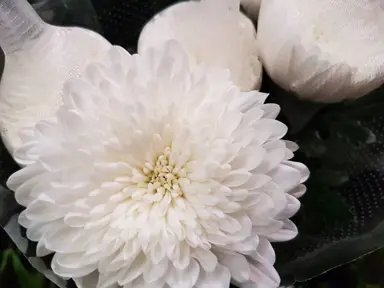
xmin=73 ymin=272 xmax=99 ymax=288
xmin=143 ymin=258 xmax=169 ymax=284
xmin=266 ymin=219 xmax=298 ymax=242
xmin=191 ymin=248 xmax=218 ymax=273
xmin=195 ymin=264 xmax=231 ymax=288
xmin=268 ymin=162 xmax=303 ymax=193
xmin=215 ymin=250 xmax=250 ymax=283
xmin=247 ymin=262 xmax=280 ymax=288
xmin=52 ymin=253 xmax=97 ymax=278
xmin=275 ymin=194 xmax=301 ymax=220
xmin=165 ymin=259 xmax=200 ymax=288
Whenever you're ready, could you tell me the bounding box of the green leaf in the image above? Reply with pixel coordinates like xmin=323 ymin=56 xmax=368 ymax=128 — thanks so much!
xmin=2 ymin=214 xmax=67 ymax=288
xmin=0 ymin=249 xmax=13 ymax=273
xmin=8 ymin=252 xmax=46 ymax=288
xmin=10 ymin=253 xmax=32 ymax=285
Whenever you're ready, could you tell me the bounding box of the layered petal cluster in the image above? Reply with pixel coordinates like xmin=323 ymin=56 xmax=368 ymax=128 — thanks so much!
xmin=138 ymin=0 xmax=262 ymax=92
xmin=8 ymin=41 xmax=308 ymax=288
xmin=257 ymin=0 xmax=384 ymax=102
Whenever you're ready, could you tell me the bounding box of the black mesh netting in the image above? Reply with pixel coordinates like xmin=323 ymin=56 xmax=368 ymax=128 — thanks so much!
xmin=263 ymin=77 xmax=384 ymax=285
xmin=92 ymin=0 xmax=182 ymax=52
xmin=1 ymin=1 xmax=384 ymax=287
xmin=274 ymin=122 xmax=384 ymax=284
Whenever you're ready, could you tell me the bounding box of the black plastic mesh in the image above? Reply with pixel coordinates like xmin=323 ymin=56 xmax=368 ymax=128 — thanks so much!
xmin=92 ymin=0 xmax=181 ymax=52
xmin=275 ymin=142 xmax=384 ymax=283
xmin=264 ymin=78 xmax=384 ymax=284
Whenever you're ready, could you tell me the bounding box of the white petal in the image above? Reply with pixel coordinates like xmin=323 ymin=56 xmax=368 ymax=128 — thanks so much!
xmin=166 ymin=259 xmax=200 ymax=288
xmin=260 ymin=182 xmax=288 ymax=217
xmin=149 ymin=241 xmax=167 ymax=265
xmin=251 ymin=218 xmax=284 ymax=236
xmin=192 ymin=247 xmax=218 ymax=273
xmin=36 ymin=240 xmax=52 ymax=257
xmin=223 ymin=170 xmax=252 ymax=187
xmin=43 ymin=226 xmax=87 ymax=253
xmin=248 ymin=262 xmax=280 ymax=288
xmin=97 ymin=271 xmax=121 ymax=288
xmin=143 ymin=258 xmax=169 ymax=284
xmin=25 ymin=200 xmax=66 ymax=222
xmin=51 ymin=253 xmax=97 ymax=278
xmin=284 ymin=161 xmax=310 ymax=184
xmin=254 ymin=119 xmax=288 ymax=141
xmin=171 ymin=242 xmax=191 ymax=270
xmin=266 ymin=220 xmax=298 ymax=242
xmin=284 ymin=140 xmax=299 ymax=152
xmin=99 ymin=244 xmax=135 ymax=273
xmin=219 ymin=214 xmax=242 ymax=233
xmin=74 ymin=272 xmax=99 ymax=288
xmin=245 ymin=193 xmax=275 ymax=216
xmin=195 ymin=264 xmax=231 ymax=288
xmin=289 ymin=184 xmax=307 ymax=198
xmin=276 ymin=194 xmax=301 ymax=220
xmin=26 ymin=221 xmax=52 ymax=242
xmin=268 ymin=163 xmax=302 ymax=193
xmin=255 ymin=146 xmax=286 ymax=173
xmin=215 ymin=250 xmax=250 ymax=283
xmin=226 ymin=213 xmax=253 ymax=241
xmin=240 ymin=174 xmax=271 ymax=191
xmin=7 ymin=165 xmax=46 ymax=206
xmin=250 ymin=237 xmax=275 ymax=265
xmin=245 ymin=238 xmax=280 ymax=287
xmin=260 ymin=104 xmax=280 ymax=119
xmin=7 ymin=164 xmax=43 ymax=191
xmin=225 ymin=234 xmax=259 ymax=254
xmin=230 ymin=146 xmax=266 ymax=171
xmin=119 ymin=253 xmax=147 ymax=285
xmin=130 ymin=276 xmax=164 ymax=288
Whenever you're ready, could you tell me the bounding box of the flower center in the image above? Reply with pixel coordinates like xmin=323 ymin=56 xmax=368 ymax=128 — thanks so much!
xmin=141 ymin=146 xmax=187 ymax=198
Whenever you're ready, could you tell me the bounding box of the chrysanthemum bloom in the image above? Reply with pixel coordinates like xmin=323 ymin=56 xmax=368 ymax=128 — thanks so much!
xmin=138 ymin=0 xmax=262 ymax=92
xmin=257 ymin=0 xmax=384 ymax=102
xmin=7 ymin=41 xmax=308 ymax=288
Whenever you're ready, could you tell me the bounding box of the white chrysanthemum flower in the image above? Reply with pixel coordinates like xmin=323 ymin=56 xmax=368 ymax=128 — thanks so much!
xmin=138 ymin=0 xmax=262 ymax=92
xmin=257 ymin=0 xmax=384 ymax=102
xmin=241 ymin=0 xmax=262 ymax=20
xmin=7 ymin=41 xmax=308 ymax=288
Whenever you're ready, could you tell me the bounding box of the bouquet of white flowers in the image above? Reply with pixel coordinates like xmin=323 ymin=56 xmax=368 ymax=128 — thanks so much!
xmin=0 ymin=1 xmax=384 ymax=288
